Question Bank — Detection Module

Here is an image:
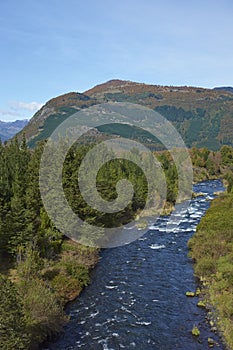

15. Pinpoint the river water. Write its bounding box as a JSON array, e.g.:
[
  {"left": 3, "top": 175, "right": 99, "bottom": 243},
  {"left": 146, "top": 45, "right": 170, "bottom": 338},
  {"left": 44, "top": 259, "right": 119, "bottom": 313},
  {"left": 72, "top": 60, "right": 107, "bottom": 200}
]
[{"left": 44, "top": 180, "right": 226, "bottom": 350}]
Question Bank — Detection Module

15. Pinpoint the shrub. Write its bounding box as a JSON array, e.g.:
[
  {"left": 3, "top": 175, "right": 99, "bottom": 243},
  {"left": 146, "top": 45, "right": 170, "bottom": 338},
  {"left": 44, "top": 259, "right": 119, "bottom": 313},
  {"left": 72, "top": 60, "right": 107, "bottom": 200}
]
[{"left": 20, "top": 278, "right": 67, "bottom": 348}]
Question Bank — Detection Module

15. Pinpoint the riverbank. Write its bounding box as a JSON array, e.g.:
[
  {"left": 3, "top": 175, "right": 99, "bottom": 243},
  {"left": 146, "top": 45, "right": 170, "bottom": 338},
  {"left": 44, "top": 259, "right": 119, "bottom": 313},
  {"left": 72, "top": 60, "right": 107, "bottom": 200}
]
[
  {"left": 188, "top": 191, "right": 233, "bottom": 349},
  {"left": 1, "top": 239, "right": 99, "bottom": 349},
  {"left": 42, "top": 239, "right": 99, "bottom": 305}
]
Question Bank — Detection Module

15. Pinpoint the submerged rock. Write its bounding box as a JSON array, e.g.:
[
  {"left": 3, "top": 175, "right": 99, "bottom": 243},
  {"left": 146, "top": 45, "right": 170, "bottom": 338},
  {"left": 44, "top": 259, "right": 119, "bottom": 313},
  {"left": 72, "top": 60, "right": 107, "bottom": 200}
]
[
  {"left": 192, "top": 326, "right": 200, "bottom": 337},
  {"left": 208, "top": 337, "right": 215, "bottom": 347},
  {"left": 197, "top": 300, "right": 206, "bottom": 308}
]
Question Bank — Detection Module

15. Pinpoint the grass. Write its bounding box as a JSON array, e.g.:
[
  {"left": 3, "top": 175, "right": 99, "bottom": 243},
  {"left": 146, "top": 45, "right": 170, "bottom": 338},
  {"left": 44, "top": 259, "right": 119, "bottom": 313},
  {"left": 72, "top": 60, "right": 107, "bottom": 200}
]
[{"left": 188, "top": 192, "right": 233, "bottom": 349}]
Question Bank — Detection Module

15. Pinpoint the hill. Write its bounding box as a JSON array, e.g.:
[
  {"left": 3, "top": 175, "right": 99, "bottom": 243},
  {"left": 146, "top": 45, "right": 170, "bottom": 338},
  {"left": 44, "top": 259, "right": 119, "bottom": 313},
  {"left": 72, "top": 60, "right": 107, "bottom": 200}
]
[
  {"left": 213, "top": 86, "right": 233, "bottom": 94},
  {"left": 17, "top": 92, "right": 97, "bottom": 148},
  {"left": 16, "top": 80, "right": 233, "bottom": 150},
  {"left": 0, "top": 119, "right": 28, "bottom": 142}
]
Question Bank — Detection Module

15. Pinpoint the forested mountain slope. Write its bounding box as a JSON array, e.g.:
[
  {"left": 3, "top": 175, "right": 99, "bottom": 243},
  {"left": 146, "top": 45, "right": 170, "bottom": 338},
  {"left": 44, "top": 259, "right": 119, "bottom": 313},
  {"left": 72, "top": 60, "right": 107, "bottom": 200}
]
[{"left": 16, "top": 80, "right": 233, "bottom": 150}]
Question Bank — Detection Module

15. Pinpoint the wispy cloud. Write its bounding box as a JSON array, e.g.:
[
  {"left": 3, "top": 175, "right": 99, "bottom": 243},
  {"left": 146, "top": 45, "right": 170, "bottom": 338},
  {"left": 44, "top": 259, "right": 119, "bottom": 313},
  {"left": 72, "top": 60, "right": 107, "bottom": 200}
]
[
  {"left": 10, "top": 101, "right": 44, "bottom": 112},
  {"left": 0, "top": 101, "right": 44, "bottom": 121},
  {"left": 0, "top": 109, "right": 19, "bottom": 117}
]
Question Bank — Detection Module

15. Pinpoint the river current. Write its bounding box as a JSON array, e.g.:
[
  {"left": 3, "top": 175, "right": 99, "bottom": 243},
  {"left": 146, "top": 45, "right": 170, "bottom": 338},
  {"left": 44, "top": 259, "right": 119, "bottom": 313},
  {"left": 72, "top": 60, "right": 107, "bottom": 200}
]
[{"left": 44, "top": 180, "right": 226, "bottom": 350}]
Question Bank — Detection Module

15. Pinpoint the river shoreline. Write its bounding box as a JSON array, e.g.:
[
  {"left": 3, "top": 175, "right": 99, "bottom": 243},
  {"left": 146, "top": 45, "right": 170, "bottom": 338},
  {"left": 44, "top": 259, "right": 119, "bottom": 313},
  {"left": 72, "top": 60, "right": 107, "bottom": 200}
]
[{"left": 188, "top": 188, "right": 233, "bottom": 350}]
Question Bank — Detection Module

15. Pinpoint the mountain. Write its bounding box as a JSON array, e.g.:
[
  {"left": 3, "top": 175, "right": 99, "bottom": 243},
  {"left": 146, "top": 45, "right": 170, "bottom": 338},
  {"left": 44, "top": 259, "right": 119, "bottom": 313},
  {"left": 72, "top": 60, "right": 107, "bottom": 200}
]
[
  {"left": 0, "top": 119, "right": 28, "bottom": 142},
  {"left": 16, "top": 80, "right": 233, "bottom": 150},
  {"left": 16, "top": 92, "right": 98, "bottom": 148},
  {"left": 213, "top": 86, "right": 233, "bottom": 94}
]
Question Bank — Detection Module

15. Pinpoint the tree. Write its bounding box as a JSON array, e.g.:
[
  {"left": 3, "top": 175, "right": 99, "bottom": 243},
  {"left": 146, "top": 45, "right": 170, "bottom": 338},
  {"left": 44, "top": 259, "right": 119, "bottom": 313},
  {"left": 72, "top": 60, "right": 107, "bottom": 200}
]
[
  {"left": 225, "top": 172, "right": 233, "bottom": 193},
  {"left": 220, "top": 145, "right": 233, "bottom": 166},
  {"left": 0, "top": 274, "right": 29, "bottom": 350},
  {"left": 7, "top": 163, "right": 30, "bottom": 255}
]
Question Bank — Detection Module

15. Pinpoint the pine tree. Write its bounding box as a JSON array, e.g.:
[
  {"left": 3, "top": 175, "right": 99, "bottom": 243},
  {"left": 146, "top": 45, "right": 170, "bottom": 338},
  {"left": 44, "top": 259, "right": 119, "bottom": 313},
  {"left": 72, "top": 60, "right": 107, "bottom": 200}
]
[
  {"left": 0, "top": 274, "right": 29, "bottom": 350},
  {"left": 7, "top": 163, "right": 30, "bottom": 255}
]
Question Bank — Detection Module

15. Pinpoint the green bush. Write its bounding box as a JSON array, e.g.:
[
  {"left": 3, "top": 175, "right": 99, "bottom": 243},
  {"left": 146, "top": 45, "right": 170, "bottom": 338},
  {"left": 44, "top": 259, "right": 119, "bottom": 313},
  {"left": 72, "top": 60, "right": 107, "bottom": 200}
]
[
  {"left": 63, "top": 260, "right": 90, "bottom": 286},
  {"left": 20, "top": 278, "right": 67, "bottom": 348}
]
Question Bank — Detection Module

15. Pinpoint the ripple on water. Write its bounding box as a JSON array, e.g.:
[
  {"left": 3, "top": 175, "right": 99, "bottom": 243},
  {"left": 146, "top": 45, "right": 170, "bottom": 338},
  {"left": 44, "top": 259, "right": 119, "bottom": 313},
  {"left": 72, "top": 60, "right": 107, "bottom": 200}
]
[{"left": 149, "top": 244, "right": 166, "bottom": 250}]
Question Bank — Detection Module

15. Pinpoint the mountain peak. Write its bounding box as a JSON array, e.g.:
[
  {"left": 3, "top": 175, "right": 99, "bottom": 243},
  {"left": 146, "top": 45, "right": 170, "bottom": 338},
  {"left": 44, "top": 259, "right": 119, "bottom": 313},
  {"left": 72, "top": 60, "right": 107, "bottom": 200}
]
[{"left": 84, "top": 79, "right": 146, "bottom": 96}]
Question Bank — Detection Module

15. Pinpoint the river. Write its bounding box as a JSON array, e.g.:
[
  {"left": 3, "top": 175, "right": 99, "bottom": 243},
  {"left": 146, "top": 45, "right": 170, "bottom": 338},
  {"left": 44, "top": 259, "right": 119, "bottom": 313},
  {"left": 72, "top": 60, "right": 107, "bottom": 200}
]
[{"left": 43, "top": 179, "right": 226, "bottom": 350}]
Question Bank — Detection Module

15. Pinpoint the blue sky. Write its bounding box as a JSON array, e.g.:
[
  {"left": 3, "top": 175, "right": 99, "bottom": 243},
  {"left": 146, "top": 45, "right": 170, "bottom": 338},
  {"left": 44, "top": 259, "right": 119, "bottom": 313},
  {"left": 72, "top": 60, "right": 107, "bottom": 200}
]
[{"left": 0, "top": 0, "right": 233, "bottom": 121}]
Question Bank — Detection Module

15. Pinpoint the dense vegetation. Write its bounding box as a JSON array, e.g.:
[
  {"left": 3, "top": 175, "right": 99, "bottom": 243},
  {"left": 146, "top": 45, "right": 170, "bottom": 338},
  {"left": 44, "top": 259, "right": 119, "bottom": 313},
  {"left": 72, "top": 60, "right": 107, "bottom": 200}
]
[
  {"left": 188, "top": 146, "right": 233, "bottom": 349},
  {"left": 0, "top": 138, "right": 99, "bottom": 349},
  {"left": 0, "top": 135, "right": 232, "bottom": 349}
]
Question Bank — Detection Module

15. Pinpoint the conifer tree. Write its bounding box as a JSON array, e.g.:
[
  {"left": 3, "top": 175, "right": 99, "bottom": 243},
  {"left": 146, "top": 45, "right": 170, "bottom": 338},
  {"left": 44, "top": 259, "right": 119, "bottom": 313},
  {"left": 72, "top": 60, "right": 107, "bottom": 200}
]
[{"left": 0, "top": 274, "right": 29, "bottom": 350}]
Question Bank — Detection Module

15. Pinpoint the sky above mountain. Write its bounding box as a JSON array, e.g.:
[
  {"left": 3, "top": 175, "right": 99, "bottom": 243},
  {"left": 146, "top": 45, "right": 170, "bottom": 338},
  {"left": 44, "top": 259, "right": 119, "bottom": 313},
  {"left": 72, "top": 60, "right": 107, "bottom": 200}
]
[{"left": 0, "top": 0, "right": 233, "bottom": 121}]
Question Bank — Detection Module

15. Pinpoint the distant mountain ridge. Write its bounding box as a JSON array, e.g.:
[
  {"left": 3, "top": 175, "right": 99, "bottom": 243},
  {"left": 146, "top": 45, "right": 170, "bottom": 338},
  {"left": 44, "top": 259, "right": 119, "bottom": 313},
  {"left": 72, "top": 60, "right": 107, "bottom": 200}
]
[
  {"left": 15, "top": 79, "right": 233, "bottom": 150},
  {"left": 0, "top": 119, "right": 28, "bottom": 142},
  {"left": 213, "top": 86, "right": 233, "bottom": 94}
]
